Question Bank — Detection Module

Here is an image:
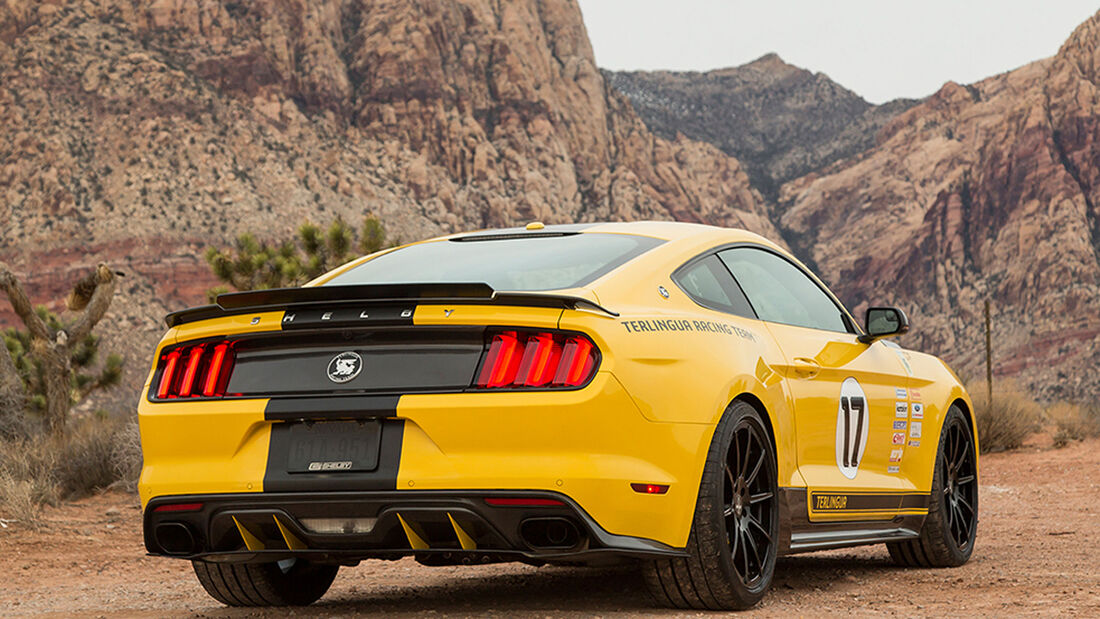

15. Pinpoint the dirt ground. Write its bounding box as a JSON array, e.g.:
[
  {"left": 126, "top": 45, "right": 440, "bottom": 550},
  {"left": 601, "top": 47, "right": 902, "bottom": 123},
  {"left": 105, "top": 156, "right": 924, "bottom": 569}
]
[{"left": 1, "top": 438, "right": 1097, "bottom": 618}]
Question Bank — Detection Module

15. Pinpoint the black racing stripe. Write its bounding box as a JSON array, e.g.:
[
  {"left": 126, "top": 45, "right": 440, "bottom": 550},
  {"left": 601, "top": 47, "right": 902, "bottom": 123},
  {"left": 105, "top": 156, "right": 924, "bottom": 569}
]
[
  {"left": 264, "top": 395, "right": 400, "bottom": 421},
  {"left": 810, "top": 492, "right": 930, "bottom": 512},
  {"left": 263, "top": 418, "right": 405, "bottom": 492},
  {"left": 899, "top": 493, "right": 930, "bottom": 510}
]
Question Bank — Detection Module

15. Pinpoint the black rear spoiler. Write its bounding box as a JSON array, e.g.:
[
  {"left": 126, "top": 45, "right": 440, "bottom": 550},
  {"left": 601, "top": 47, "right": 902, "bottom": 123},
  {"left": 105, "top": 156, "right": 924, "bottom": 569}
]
[{"left": 164, "top": 282, "right": 618, "bottom": 327}]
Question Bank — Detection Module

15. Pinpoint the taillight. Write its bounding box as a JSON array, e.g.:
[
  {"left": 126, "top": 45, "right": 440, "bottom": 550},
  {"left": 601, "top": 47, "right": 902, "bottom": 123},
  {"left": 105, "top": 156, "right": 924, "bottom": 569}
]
[
  {"left": 152, "top": 340, "right": 235, "bottom": 400},
  {"left": 475, "top": 330, "right": 599, "bottom": 390}
]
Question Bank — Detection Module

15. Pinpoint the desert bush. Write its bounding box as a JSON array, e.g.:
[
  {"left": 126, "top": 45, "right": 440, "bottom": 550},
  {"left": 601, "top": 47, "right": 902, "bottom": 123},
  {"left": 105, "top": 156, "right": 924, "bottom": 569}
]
[
  {"left": 0, "top": 474, "right": 53, "bottom": 529},
  {"left": 1047, "top": 402, "right": 1100, "bottom": 447},
  {"left": 0, "top": 414, "right": 142, "bottom": 526},
  {"left": 969, "top": 381, "right": 1042, "bottom": 453}
]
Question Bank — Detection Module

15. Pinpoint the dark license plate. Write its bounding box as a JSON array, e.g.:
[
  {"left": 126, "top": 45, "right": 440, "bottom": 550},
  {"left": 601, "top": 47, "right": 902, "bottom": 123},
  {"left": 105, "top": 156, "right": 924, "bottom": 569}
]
[{"left": 286, "top": 421, "right": 381, "bottom": 473}]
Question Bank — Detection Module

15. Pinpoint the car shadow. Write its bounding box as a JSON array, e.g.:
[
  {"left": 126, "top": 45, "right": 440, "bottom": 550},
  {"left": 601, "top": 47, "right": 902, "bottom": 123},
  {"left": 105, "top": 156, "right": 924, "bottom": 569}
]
[{"left": 197, "top": 550, "right": 903, "bottom": 616}]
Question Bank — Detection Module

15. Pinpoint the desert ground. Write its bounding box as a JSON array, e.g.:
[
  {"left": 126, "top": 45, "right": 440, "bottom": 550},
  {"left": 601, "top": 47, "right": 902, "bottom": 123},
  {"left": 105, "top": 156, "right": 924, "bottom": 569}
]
[{"left": 1, "top": 437, "right": 1097, "bottom": 618}]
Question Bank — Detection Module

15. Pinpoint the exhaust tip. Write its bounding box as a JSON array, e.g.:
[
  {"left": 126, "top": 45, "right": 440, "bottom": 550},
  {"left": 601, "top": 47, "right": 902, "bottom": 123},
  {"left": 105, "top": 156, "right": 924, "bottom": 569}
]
[
  {"left": 155, "top": 522, "right": 196, "bottom": 555},
  {"left": 519, "top": 517, "right": 582, "bottom": 550}
]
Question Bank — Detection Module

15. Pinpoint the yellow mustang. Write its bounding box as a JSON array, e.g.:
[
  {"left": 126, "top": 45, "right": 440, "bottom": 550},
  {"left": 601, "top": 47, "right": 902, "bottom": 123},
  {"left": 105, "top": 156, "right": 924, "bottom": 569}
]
[{"left": 138, "top": 222, "right": 978, "bottom": 609}]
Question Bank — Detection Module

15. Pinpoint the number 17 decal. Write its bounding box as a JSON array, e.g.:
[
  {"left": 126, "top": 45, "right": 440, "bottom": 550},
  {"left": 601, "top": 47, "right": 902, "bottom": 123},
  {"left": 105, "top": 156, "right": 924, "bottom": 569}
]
[{"left": 835, "top": 377, "right": 869, "bottom": 479}]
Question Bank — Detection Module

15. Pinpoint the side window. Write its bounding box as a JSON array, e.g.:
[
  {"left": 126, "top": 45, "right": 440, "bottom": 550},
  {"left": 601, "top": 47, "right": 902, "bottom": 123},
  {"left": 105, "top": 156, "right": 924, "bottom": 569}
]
[
  {"left": 672, "top": 254, "right": 755, "bottom": 318},
  {"left": 718, "top": 247, "right": 851, "bottom": 333}
]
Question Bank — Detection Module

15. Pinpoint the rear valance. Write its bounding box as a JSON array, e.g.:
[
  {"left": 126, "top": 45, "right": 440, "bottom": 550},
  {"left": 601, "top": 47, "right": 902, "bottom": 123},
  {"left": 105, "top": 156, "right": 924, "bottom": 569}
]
[{"left": 164, "top": 282, "right": 617, "bottom": 327}]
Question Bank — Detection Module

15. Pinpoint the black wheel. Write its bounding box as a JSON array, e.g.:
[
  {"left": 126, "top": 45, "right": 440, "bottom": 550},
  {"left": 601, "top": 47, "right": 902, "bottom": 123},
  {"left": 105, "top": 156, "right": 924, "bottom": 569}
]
[
  {"left": 643, "top": 400, "right": 778, "bottom": 610},
  {"left": 192, "top": 558, "right": 338, "bottom": 606},
  {"left": 888, "top": 405, "right": 977, "bottom": 567}
]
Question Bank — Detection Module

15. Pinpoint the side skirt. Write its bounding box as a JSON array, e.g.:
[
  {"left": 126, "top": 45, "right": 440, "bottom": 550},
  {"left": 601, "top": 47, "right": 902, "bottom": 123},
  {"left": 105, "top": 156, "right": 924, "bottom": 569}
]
[{"left": 777, "top": 488, "right": 927, "bottom": 555}]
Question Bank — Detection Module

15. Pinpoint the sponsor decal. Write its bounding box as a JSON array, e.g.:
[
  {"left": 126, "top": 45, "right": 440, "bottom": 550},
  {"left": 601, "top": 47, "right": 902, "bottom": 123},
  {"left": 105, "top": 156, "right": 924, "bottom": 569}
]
[
  {"left": 896, "top": 401, "right": 909, "bottom": 418},
  {"left": 911, "top": 402, "right": 924, "bottom": 419},
  {"left": 909, "top": 421, "right": 923, "bottom": 439},
  {"left": 443, "top": 309, "right": 455, "bottom": 317},
  {"left": 893, "top": 420, "right": 907, "bottom": 430},
  {"left": 887, "top": 465, "right": 901, "bottom": 474},
  {"left": 895, "top": 387, "right": 908, "bottom": 399},
  {"left": 810, "top": 492, "right": 920, "bottom": 512},
  {"left": 835, "top": 377, "right": 870, "bottom": 480},
  {"left": 326, "top": 351, "right": 363, "bottom": 384},
  {"left": 908, "top": 440, "right": 921, "bottom": 447},
  {"left": 307, "top": 461, "right": 353, "bottom": 472},
  {"left": 892, "top": 432, "right": 906, "bottom": 445},
  {"left": 621, "top": 318, "right": 756, "bottom": 341},
  {"left": 890, "top": 448, "right": 903, "bottom": 462},
  {"left": 910, "top": 389, "right": 922, "bottom": 400},
  {"left": 814, "top": 494, "right": 848, "bottom": 510}
]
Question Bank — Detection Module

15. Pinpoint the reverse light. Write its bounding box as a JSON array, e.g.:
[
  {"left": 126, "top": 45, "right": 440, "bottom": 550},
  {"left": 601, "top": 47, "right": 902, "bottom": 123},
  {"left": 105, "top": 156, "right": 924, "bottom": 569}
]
[
  {"left": 151, "top": 340, "right": 236, "bottom": 401},
  {"left": 475, "top": 330, "right": 598, "bottom": 390},
  {"left": 630, "top": 483, "right": 670, "bottom": 495}
]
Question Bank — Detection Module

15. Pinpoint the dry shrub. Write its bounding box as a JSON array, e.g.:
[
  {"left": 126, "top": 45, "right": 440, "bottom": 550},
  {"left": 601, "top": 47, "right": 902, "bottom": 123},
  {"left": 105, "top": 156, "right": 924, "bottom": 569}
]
[
  {"left": 969, "top": 381, "right": 1042, "bottom": 453},
  {"left": 0, "top": 474, "right": 55, "bottom": 529},
  {"left": 1048, "top": 402, "right": 1100, "bottom": 447},
  {"left": 0, "top": 414, "right": 142, "bottom": 527}
]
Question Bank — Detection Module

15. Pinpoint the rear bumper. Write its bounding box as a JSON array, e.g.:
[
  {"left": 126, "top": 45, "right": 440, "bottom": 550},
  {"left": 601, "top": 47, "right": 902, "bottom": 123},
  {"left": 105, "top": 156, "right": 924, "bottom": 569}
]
[
  {"left": 144, "top": 490, "right": 687, "bottom": 565},
  {"left": 139, "top": 373, "right": 715, "bottom": 548}
]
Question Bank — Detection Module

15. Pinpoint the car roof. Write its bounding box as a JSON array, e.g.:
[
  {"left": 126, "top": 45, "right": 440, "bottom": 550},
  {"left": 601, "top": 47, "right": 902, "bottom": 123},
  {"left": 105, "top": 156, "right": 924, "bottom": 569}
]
[{"left": 451, "top": 221, "right": 775, "bottom": 244}]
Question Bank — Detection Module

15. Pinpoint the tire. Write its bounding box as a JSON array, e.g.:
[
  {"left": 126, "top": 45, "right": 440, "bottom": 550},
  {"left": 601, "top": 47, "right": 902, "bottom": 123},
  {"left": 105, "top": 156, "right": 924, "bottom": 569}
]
[
  {"left": 643, "top": 400, "right": 779, "bottom": 610},
  {"left": 887, "top": 405, "right": 977, "bottom": 567},
  {"left": 192, "top": 558, "right": 338, "bottom": 606}
]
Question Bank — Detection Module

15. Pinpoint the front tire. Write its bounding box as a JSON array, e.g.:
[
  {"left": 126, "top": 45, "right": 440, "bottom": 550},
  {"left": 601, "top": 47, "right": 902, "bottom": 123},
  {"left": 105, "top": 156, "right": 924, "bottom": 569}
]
[
  {"left": 888, "top": 405, "right": 977, "bottom": 567},
  {"left": 643, "top": 400, "right": 779, "bottom": 610},
  {"left": 192, "top": 558, "right": 338, "bottom": 606}
]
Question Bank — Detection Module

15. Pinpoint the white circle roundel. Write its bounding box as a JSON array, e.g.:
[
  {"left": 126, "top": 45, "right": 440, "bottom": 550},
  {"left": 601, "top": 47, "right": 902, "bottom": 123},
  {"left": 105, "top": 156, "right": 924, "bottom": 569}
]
[
  {"left": 835, "top": 377, "right": 869, "bottom": 479},
  {"left": 327, "top": 351, "right": 363, "bottom": 383}
]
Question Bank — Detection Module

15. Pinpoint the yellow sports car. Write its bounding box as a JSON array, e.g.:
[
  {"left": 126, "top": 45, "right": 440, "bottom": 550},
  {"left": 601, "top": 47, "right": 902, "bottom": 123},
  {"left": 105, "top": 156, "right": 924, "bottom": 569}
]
[{"left": 138, "top": 222, "right": 978, "bottom": 609}]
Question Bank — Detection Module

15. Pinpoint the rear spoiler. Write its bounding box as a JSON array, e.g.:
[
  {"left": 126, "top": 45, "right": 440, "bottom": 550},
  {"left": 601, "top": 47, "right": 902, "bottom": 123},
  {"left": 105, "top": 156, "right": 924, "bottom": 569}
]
[{"left": 164, "top": 282, "right": 618, "bottom": 327}]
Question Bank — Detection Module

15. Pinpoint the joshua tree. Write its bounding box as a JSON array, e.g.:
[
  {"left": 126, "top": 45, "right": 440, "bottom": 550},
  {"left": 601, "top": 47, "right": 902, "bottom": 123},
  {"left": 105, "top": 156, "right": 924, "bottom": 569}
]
[
  {"left": 205, "top": 215, "right": 388, "bottom": 296},
  {"left": 0, "top": 264, "right": 120, "bottom": 434}
]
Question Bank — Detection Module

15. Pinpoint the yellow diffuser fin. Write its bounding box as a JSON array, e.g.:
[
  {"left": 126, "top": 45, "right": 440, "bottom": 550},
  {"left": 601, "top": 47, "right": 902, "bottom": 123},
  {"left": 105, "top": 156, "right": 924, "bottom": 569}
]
[
  {"left": 397, "top": 513, "right": 430, "bottom": 550},
  {"left": 232, "top": 516, "right": 265, "bottom": 551},
  {"left": 447, "top": 513, "right": 477, "bottom": 550},
  {"left": 273, "top": 515, "right": 307, "bottom": 550}
]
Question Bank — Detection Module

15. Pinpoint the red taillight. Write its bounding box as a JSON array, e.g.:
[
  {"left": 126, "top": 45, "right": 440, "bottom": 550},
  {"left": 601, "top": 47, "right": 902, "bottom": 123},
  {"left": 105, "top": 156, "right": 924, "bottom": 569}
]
[
  {"left": 153, "top": 502, "right": 204, "bottom": 513},
  {"left": 484, "top": 497, "right": 565, "bottom": 507},
  {"left": 202, "top": 343, "right": 231, "bottom": 397},
  {"left": 177, "top": 345, "right": 205, "bottom": 397},
  {"left": 156, "top": 350, "right": 181, "bottom": 399},
  {"left": 475, "top": 330, "right": 598, "bottom": 390},
  {"left": 153, "top": 340, "right": 234, "bottom": 400}
]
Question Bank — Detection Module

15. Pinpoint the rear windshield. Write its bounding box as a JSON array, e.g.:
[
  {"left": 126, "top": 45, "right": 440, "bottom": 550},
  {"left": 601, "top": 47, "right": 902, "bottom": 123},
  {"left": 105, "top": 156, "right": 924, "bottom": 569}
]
[{"left": 323, "top": 233, "right": 663, "bottom": 291}]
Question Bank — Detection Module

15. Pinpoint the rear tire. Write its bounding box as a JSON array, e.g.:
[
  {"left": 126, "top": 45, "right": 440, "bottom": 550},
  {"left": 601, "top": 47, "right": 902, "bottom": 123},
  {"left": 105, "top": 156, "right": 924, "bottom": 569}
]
[
  {"left": 642, "top": 400, "right": 779, "bottom": 610},
  {"left": 192, "top": 559, "right": 338, "bottom": 606},
  {"left": 888, "top": 405, "right": 977, "bottom": 567}
]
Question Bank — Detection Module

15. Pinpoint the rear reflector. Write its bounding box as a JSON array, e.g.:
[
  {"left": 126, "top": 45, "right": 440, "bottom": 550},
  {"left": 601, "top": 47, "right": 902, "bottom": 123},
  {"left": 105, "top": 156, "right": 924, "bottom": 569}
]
[
  {"left": 484, "top": 497, "right": 566, "bottom": 507},
  {"left": 476, "top": 330, "right": 598, "bottom": 390},
  {"left": 631, "top": 483, "right": 670, "bottom": 495},
  {"left": 153, "top": 502, "right": 204, "bottom": 513},
  {"left": 152, "top": 340, "right": 235, "bottom": 401}
]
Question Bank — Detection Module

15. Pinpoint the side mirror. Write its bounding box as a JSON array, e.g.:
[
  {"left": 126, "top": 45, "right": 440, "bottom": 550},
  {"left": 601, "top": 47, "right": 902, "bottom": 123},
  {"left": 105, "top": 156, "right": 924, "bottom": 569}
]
[{"left": 858, "top": 306, "right": 910, "bottom": 343}]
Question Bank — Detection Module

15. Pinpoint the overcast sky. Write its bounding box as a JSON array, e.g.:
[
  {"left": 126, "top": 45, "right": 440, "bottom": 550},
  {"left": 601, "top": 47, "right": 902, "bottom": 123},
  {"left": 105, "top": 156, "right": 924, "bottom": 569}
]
[{"left": 577, "top": 1, "right": 1100, "bottom": 104}]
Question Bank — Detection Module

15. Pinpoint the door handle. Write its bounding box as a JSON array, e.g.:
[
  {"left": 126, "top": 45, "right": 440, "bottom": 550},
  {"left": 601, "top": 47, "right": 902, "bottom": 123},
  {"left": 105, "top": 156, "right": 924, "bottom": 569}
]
[{"left": 792, "top": 357, "right": 822, "bottom": 378}]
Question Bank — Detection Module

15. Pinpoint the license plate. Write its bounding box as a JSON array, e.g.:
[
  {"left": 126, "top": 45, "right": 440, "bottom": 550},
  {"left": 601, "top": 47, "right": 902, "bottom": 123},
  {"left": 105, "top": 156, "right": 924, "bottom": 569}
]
[{"left": 286, "top": 421, "right": 381, "bottom": 473}]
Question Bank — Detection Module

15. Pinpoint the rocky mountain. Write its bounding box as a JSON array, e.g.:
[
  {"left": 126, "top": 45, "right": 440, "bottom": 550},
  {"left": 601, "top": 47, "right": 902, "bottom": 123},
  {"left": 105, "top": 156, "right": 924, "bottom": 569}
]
[
  {"left": 2, "top": 0, "right": 1100, "bottom": 406},
  {"left": 779, "top": 10, "right": 1100, "bottom": 400},
  {"left": 606, "top": 55, "right": 917, "bottom": 201},
  {"left": 0, "top": 0, "right": 776, "bottom": 405}
]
